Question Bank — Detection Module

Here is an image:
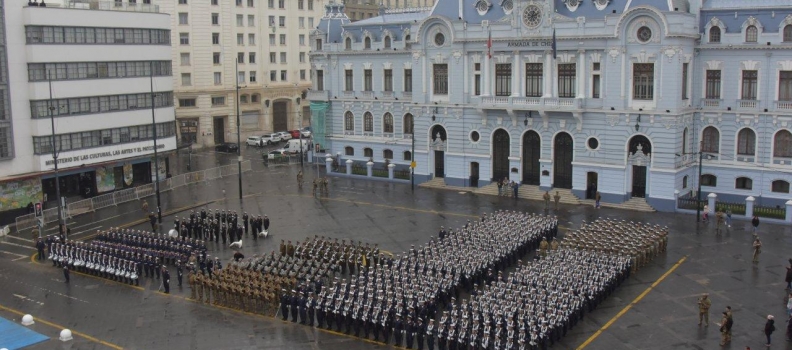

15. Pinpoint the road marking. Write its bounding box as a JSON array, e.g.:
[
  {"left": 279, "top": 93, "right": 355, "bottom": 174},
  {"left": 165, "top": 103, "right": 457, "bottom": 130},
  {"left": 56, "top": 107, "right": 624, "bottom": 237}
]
[
  {"left": 0, "top": 250, "right": 29, "bottom": 260},
  {"left": 71, "top": 226, "right": 102, "bottom": 237},
  {"left": 13, "top": 293, "right": 44, "bottom": 306},
  {"left": 1, "top": 241, "right": 35, "bottom": 250},
  {"left": 575, "top": 256, "right": 688, "bottom": 350},
  {"left": 5, "top": 235, "right": 34, "bottom": 243},
  {"left": 0, "top": 303, "right": 123, "bottom": 349},
  {"left": 283, "top": 194, "right": 481, "bottom": 219}
]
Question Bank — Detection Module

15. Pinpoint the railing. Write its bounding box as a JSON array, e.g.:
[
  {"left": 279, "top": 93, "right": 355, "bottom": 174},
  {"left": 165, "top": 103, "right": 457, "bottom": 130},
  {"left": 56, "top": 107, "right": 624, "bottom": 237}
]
[
  {"left": 715, "top": 201, "right": 746, "bottom": 216},
  {"left": 737, "top": 99, "right": 759, "bottom": 109},
  {"left": 372, "top": 168, "right": 389, "bottom": 178},
  {"left": 14, "top": 160, "right": 252, "bottom": 232},
  {"left": 512, "top": 97, "right": 541, "bottom": 106},
  {"left": 677, "top": 195, "right": 705, "bottom": 210},
  {"left": 360, "top": 91, "right": 373, "bottom": 99},
  {"left": 402, "top": 92, "right": 412, "bottom": 100},
  {"left": 394, "top": 169, "right": 411, "bottom": 180},
  {"left": 480, "top": 96, "right": 580, "bottom": 109},
  {"left": 342, "top": 91, "right": 355, "bottom": 98},
  {"left": 775, "top": 100, "right": 792, "bottom": 110},
  {"left": 754, "top": 204, "right": 786, "bottom": 219},
  {"left": 66, "top": 0, "right": 160, "bottom": 13},
  {"left": 351, "top": 164, "right": 367, "bottom": 176},
  {"left": 382, "top": 91, "right": 394, "bottom": 99},
  {"left": 481, "top": 96, "right": 510, "bottom": 105},
  {"left": 701, "top": 99, "right": 722, "bottom": 108}
]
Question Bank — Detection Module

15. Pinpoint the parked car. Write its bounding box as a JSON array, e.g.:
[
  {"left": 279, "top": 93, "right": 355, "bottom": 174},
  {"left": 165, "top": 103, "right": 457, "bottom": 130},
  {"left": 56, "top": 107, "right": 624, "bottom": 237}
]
[
  {"left": 260, "top": 133, "right": 282, "bottom": 145},
  {"left": 288, "top": 130, "right": 302, "bottom": 139},
  {"left": 277, "top": 131, "right": 293, "bottom": 141},
  {"left": 282, "top": 139, "right": 309, "bottom": 154},
  {"left": 215, "top": 143, "right": 239, "bottom": 153},
  {"left": 300, "top": 127, "right": 312, "bottom": 138},
  {"left": 246, "top": 136, "right": 263, "bottom": 147},
  {"left": 267, "top": 149, "right": 288, "bottom": 159}
]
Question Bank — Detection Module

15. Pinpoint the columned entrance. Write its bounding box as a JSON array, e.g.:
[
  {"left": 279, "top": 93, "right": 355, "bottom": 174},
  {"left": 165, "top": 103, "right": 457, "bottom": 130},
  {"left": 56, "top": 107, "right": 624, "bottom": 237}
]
[
  {"left": 492, "top": 129, "right": 510, "bottom": 181},
  {"left": 522, "top": 130, "right": 541, "bottom": 185},
  {"left": 627, "top": 135, "right": 652, "bottom": 198},
  {"left": 430, "top": 125, "right": 447, "bottom": 178},
  {"left": 273, "top": 101, "right": 288, "bottom": 132},
  {"left": 553, "top": 132, "right": 573, "bottom": 189}
]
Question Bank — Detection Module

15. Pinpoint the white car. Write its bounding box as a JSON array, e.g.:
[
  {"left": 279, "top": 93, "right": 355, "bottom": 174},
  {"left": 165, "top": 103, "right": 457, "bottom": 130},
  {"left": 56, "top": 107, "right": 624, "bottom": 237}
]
[
  {"left": 277, "top": 131, "right": 293, "bottom": 141},
  {"left": 267, "top": 149, "right": 288, "bottom": 159},
  {"left": 246, "top": 136, "right": 263, "bottom": 147},
  {"left": 300, "top": 127, "right": 312, "bottom": 138},
  {"left": 260, "top": 133, "right": 283, "bottom": 145}
]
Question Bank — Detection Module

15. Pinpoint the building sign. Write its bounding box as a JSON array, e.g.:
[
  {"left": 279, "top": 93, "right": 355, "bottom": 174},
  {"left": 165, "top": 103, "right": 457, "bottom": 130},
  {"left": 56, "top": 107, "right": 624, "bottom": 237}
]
[
  {"left": 505, "top": 40, "right": 553, "bottom": 48},
  {"left": 38, "top": 137, "right": 176, "bottom": 170}
]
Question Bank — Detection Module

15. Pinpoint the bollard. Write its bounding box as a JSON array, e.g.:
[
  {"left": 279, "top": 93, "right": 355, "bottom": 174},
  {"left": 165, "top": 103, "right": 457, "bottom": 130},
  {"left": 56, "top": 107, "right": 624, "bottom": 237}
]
[
  {"left": 707, "top": 193, "right": 716, "bottom": 213},
  {"left": 366, "top": 161, "right": 374, "bottom": 177},
  {"left": 21, "top": 314, "right": 34, "bottom": 326},
  {"left": 673, "top": 190, "right": 679, "bottom": 212},
  {"left": 325, "top": 156, "right": 333, "bottom": 173},
  {"left": 746, "top": 196, "right": 755, "bottom": 218},
  {"left": 388, "top": 163, "right": 395, "bottom": 180},
  {"left": 59, "top": 329, "right": 73, "bottom": 341}
]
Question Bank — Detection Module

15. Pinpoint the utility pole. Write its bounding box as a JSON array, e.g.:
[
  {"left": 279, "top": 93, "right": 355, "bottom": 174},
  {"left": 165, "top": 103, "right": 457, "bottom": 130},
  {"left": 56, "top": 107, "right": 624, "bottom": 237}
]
[
  {"left": 411, "top": 127, "right": 415, "bottom": 192},
  {"left": 299, "top": 111, "right": 304, "bottom": 168},
  {"left": 46, "top": 70, "right": 64, "bottom": 237},
  {"left": 696, "top": 140, "right": 704, "bottom": 222},
  {"left": 235, "top": 61, "right": 243, "bottom": 202},
  {"left": 150, "top": 62, "right": 163, "bottom": 226}
]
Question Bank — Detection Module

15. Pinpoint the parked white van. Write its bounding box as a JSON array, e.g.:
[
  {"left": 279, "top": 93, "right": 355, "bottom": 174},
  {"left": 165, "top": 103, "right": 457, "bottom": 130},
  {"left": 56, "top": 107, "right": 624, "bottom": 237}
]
[{"left": 282, "top": 139, "right": 309, "bottom": 154}]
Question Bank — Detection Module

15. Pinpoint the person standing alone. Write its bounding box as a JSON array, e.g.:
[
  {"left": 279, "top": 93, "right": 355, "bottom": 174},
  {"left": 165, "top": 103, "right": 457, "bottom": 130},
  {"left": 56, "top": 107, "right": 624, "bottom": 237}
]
[
  {"left": 698, "top": 293, "right": 711, "bottom": 326},
  {"left": 765, "top": 315, "right": 775, "bottom": 347},
  {"left": 753, "top": 237, "right": 762, "bottom": 263}
]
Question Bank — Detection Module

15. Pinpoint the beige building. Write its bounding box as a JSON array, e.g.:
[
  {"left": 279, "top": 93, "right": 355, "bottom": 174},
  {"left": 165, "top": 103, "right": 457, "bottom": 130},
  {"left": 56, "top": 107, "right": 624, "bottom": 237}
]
[
  {"left": 155, "top": 0, "right": 323, "bottom": 147},
  {"left": 344, "top": 0, "right": 435, "bottom": 22}
]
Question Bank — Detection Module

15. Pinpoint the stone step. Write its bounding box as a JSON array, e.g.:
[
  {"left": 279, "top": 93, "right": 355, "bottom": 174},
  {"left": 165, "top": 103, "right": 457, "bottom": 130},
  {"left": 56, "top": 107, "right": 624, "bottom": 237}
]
[{"left": 579, "top": 198, "right": 656, "bottom": 212}]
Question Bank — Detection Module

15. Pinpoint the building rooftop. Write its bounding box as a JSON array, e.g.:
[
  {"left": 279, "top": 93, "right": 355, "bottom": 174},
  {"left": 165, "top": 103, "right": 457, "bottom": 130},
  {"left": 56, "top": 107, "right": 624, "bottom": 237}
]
[
  {"left": 25, "top": 0, "right": 160, "bottom": 14},
  {"left": 702, "top": 0, "right": 792, "bottom": 10}
]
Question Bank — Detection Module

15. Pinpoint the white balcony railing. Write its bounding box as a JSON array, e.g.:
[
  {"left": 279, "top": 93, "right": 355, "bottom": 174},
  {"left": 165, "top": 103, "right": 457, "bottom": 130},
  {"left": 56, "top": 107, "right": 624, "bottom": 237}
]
[
  {"left": 701, "top": 99, "right": 722, "bottom": 108},
  {"left": 737, "top": 99, "right": 759, "bottom": 109},
  {"left": 342, "top": 91, "right": 355, "bottom": 98},
  {"left": 382, "top": 91, "right": 394, "bottom": 99},
  {"left": 512, "top": 97, "right": 541, "bottom": 106},
  {"left": 402, "top": 92, "right": 412, "bottom": 100},
  {"left": 775, "top": 100, "right": 792, "bottom": 110},
  {"left": 480, "top": 96, "right": 581, "bottom": 109},
  {"left": 360, "top": 91, "right": 373, "bottom": 99}
]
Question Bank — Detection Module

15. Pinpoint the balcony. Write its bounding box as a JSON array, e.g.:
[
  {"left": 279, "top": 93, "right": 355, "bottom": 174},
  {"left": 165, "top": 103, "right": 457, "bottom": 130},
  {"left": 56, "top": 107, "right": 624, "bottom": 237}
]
[
  {"left": 775, "top": 100, "right": 792, "bottom": 110},
  {"left": 62, "top": 0, "right": 160, "bottom": 13},
  {"left": 402, "top": 92, "right": 412, "bottom": 100},
  {"left": 736, "top": 99, "right": 759, "bottom": 110},
  {"left": 360, "top": 91, "right": 373, "bottom": 99},
  {"left": 479, "top": 96, "right": 581, "bottom": 110},
  {"left": 700, "top": 99, "right": 722, "bottom": 109},
  {"left": 307, "top": 90, "right": 328, "bottom": 102},
  {"left": 381, "top": 91, "right": 394, "bottom": 100},
  {"left": 342, "top": 91, "right": 355, "bottom": 99}
]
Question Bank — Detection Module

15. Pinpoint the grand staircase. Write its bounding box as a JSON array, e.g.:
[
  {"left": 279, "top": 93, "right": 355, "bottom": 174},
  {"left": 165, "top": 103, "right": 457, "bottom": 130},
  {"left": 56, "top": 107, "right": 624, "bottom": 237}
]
[{"left": 473, "top": 184, "right": 581, "bottom": 205}]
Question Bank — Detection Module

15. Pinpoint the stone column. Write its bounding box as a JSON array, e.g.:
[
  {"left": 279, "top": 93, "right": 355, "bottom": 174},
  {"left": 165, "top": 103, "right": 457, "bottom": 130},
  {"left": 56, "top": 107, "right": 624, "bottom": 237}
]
[
  {"left": 746, "top": 196, "right": 755, "bottom": 218},
  {"left": 325, "top": 156, "right": 333, "bottom": 173},
  {"left": 707, "top": 193, "right": 716, "bottom": 213},
  {"left": 577, "top": 49, "right": 586, "bottom": 98},
  {"left": 786, "top": 200, "right": 792, "bottom": 223},
  {"left": 543, "top": 50, "right": 553, "bottom": 97},
  {"left": 483, "top": 53, "right": 491, "bottom": 96},
  {"left": 674, "top": 190, "right": 679, "bottom": 212},
  {"left": 346, "top": 159, "right": 353, "bottom": 174},
  {"left": 388, "top": 163, "right": 395, "bottom": 179},
  {"left": 512, "top": 51, "right": 520, "bottom": 97},
  {"left": 366, "top": 161, "right": 374, "bottom": 177}
]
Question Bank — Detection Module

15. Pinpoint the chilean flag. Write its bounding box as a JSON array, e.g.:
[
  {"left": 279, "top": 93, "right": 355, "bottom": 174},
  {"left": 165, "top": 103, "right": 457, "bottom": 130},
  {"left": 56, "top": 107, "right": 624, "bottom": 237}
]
[
  {"left": 487, "top": 30, "right": 492, "bottom": 58},
  {"left": 552, "top": 29, "right": 557, "bottom": 60}
]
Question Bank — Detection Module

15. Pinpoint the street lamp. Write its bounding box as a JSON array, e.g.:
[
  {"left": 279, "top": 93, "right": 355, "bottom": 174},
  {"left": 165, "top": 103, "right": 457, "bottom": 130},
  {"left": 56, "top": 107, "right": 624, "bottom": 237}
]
[
  {"left": 410, "top": 121, "right": 415, "bottom": 192},
  {"left": 235, "top": 61, "right": 244, "bottom": 203},
  {"left": 46, "top": 70, "right": 64, "bottom": 237},
  {"left": 149, "top": 62, "right": 163, "bottom": 227},
  {"left": 676, "top": 140, "right": 710, "bottom": 222}
]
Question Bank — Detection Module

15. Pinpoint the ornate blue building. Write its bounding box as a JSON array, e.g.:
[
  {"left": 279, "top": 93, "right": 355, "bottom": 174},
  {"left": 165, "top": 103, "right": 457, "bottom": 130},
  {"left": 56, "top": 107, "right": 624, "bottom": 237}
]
[{"left": 308, "top": 0, "right": 792, "bottom": 211}]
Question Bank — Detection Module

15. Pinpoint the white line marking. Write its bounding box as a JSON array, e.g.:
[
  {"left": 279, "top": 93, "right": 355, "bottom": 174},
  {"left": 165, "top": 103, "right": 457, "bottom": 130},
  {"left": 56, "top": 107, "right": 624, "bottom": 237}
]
[
  {"left": 1, "top": 241, "right": 35, "bottom": 250},
  {"left": 70, "top": 226, "right": 103, "bottom": 237},
  {"left": 0, "top": 250, "right": 29, "bottom": 259},
  {"left": 5, "top": 235, "right": 34, "bottom": 243}
]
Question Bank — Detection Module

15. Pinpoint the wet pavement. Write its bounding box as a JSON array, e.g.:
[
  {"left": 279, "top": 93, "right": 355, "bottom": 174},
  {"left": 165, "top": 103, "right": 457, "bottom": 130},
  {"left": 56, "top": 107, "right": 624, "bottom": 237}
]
[{"left": 1, "top": 146, "right": 792, "bottom": 350}]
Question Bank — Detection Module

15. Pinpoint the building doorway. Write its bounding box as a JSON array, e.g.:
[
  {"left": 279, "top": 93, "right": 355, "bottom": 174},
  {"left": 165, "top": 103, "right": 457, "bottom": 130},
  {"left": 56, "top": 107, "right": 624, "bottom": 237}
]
[
  {"left": 553, "top": 132, "right": 573, "bottom": 189},
  {"left": 430, "top": 125, "right": 447, "bottom": 178},
  {"left": 522, "top": 130, "right": 541, "bottom": 185},
  {"left": 213, "top": 117, "right": 225, "bottom": 145},
  {"left": 586, "top": 172, "right": 598, "bottom": 199},
  {"left": 492, "top": 129, "right": 510, "bottom": 181},
  {"left": 470, "top": 162, "right": 479, "bottom": 187},
  {"left": 628, "top": 135, "right": 652, "bottom": 198},
  {"left": 631, "top": 166, "right": 647, "bottom": 197},
  {"left": 273, "top": 101, "right": 288, "bottom": 132}
]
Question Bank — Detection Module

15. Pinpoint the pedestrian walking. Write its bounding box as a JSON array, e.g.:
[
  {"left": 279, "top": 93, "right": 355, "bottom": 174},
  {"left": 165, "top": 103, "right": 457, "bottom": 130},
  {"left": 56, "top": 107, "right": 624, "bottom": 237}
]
[
  {"left": 595, "top": 191, "right": 601, "bottom": 209},
  {"left": 149, "top": 212, "right": 157, "bottom": 232},
  {"left": 753, "top": 237, "right": 762, "bottom": 263},
  {"left": 162, "top": 266, "right": 170, "bottom": 294},
  {"left": 716, "top": 210, "right": 724, "bottom": 232},
  {"left": 703, "top": 205, "right": 710, "bottom": 223},
  {"left": 698, "top": 293, "right": 711, "bottom": 326},
  {"left": 297, "top": 170, "right": 304, "bottom": 189},
  {"left": 31, "top": 228, "right": 39, "bottom": 247},
  {"left": 63, "top": 265, "right": 70, "bottom": 283},
  {"left": 765, "top": 315, "right": 775, "bottom": 347},
  {"left": 36, "top": 238, "right": 46, "bottom": 261},
  {"left": 554, "top": 191, "right": 561, "bottom": 210},
  {"left": 786, "top": 294, "right": 792, "bottom": 318},
  {"left": 752, "top": 215, "right": 760, "bottom": 233},
  {"left": 726, "top": 209, "right": 732, "bottom": 227}
]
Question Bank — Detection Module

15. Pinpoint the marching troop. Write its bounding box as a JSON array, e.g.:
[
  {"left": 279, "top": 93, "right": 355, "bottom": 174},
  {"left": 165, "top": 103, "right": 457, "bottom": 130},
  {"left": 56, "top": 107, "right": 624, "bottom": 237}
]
[{"left": 174, "top": 208, "right": 270, "bottom": 243}]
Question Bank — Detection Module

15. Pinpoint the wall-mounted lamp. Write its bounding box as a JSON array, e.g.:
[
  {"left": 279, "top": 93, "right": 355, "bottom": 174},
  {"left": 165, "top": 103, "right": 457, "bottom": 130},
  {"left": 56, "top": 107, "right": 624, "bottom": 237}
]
[
  {"left": 635, "top": 114, "right": 641, "bottom": 132},
  {"left": 524, "top": 111, "right": 532, "bottom": 126}
]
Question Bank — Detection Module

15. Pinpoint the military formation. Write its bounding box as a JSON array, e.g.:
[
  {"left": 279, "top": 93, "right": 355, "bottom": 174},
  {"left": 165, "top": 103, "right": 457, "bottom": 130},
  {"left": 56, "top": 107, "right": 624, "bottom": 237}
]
[
  {"left": 94, "top": 227, "right": 206, "bottom": 266},
  {"left": 173, "top": 208, "right": 270, "bottom": 244},
  {"left": 188, "top": 263, "right": 286, "bottom": 314}
]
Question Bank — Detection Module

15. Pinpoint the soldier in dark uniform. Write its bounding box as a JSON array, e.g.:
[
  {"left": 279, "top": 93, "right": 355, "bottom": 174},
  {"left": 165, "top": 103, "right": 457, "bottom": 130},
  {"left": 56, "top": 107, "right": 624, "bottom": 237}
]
[
  {"left": 263, "top": 215, "right": 270, "bottom": 233},
  {"left": 394, "top": 315, "right": 405, "bottom": 347},
  {"left": 406, "top": 317, "right": 416, "bottom": 349},
  {"left": 307, "top": 293, "right": 316, "bottom": 326},
  {"left": 279, "top": 289, "right": 289, "bottom": 321},
  {"left": 417, "top": 318, "right": 427, "bottom": 350},
  {"left": 162, "top": 265, "right": 170, "bottom": 293},
  {"left": 243, "top": 212, "right": 249, "bottom": 236},
  {"left": 176, "top": 261, "right": 183, "bottom": 287},
  {"left": 290, "top": 290, "right": 300, "bottom": 322}
]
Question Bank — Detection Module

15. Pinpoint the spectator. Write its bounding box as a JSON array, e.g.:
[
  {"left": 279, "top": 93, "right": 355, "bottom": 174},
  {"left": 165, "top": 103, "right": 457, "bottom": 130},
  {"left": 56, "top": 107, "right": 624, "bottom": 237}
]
[
  {"left": 595, "top": 191, "right": 601, "bottom": 209},
  {"left": 703, "top": 205, "right": 710, "bottom": 223},
  {"left": 725, "top": 209, "right": 732, "bottom": 228},
  {"left": 752, "top": 215, "right": 760, "bottom": 233},
  {"left": 786, "top": 260, "right": 792, "bottom": 290},
  {"left": 765, "top": 315, "right": 775, "bottom": 347},
  {"left": 786, "top": 293, "right": 792, "bottom": 318}
]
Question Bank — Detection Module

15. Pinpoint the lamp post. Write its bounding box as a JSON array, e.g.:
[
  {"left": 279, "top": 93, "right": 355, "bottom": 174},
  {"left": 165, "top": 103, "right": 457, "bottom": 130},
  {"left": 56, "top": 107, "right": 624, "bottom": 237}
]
[
  {"left": 676, "top": 140, "right": 707, "bottom": 222},
  {"left": 299, "top": 111, "right": 304, "bottom": 168},
  {"left": 46, "top": 71, "right": 64, "bottom": 237},
  {"left": 149, "top": 62, "right": 163, "bottom": 226},
  {"left": 411, "top": 127, "right": 415, "bottom": 192},
  {"left": 235, "top": 61, "right": 243, "bottom": 203}
]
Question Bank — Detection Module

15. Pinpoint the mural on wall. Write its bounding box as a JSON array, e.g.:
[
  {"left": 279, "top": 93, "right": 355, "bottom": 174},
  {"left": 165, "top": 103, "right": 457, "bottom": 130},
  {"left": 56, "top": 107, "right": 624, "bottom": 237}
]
[
  {"left": 0, "top": 178, "right": 43, "bottom": 211},
  {"left": 151, "top": 158, "right": 166, "bottom": 182},
  {"left": 95, "top": 166, "right": 116, "bottom": 193},
  {"left": 123, "top": 162, "right": 133, "bottom": 186}
]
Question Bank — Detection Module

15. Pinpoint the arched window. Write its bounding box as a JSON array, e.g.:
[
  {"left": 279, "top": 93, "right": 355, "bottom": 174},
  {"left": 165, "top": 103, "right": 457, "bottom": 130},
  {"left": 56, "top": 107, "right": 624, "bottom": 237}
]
[
  {"left": 785, "top": 25, "right": 792, "bottom": 42},
  {"left": 403, "top": 113, "right": 414, "bottom": 135},
  {"left": 405, "top": 34, "right": 411, "bottom": 41},
  {"left": 383, "top": 149, "right": 393, "bottom": 159},
  {"left": 403, "top": 150, "right": 412, "bottom": 161},
  {"left": 364, "top": 147, "right": 373, "bottom": 158},
  {"left": 709, "top": 26, "right": 721, "bottom": 43},
  {"left": 737, "top": 128, "right": 756, "bottom": 156},
  {"left": 384, "top": 36, "right": 391, "bottom": 48},
  {"left": 364, "top": 36, "right": 371, "bottom": 49},
  {"left": 682, "top": 127, "right": 688, "bottom": 154},
  {"left": 682, "top": 175, "right": 688, "bottom": 189},
  {"left": 345, "top": 37, "right": 352, "bottom": 50},
  {"left": 702, "top": 126, "right": 720, "bottom": 153},
  {"left": 345, "top": 146, "right": 354, "bottom": 156},
  {"left": 701, "top": 174, "right": 717, "bottom": 187},
  {"left": 735, "top": 176, "right": 753, "bottom": 190},
  {"left": 774, "top": 129, "right": 792, "bottom": 157},
  {"left": 344, "top": 111, "right": 354, "bottom": 131},
  {"left": 383, "top": 113, "right": 394, "bottom": 133},
  {"left": 746, "top": 25, "right": 758, "bottom": 42},
  {"left": 240, "top": 94, "right": 249, "bottom": 103},
  {"left": 251, "top": 94, "right": 260, "bottom": 103},
  {"left": 772, "top": 180, "right": 790, "bottom": 193},
  {"left": 363, "top": 112, "right": 373, "bottom": 132}
]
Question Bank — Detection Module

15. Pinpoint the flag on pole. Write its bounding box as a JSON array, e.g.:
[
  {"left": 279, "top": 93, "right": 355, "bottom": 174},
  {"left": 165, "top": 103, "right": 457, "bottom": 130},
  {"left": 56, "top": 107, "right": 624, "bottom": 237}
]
[
  {"left": 487, "top": 29, "right": 492, "bottom": 58},
  {"left": 551, "top": 29, "right": 557, "bottom": 60}
]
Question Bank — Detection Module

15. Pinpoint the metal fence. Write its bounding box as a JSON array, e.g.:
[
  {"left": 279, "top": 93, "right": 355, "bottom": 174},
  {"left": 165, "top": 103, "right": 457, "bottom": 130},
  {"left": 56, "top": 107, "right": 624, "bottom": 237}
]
[
  {"left": 754, "top": 204, "right": 786, "bottom": 219},
  {"left": 394, "top": 170, "right": 411, "bottom": 180},
  {"left": 677, "top": 194, "right": 704, "bottom": 210},
  {"left": 716, "top": 201, "right": 746, "bottom": 216},
  {"left": 14, "top": 160, "right": 252, "bottom": 232}
]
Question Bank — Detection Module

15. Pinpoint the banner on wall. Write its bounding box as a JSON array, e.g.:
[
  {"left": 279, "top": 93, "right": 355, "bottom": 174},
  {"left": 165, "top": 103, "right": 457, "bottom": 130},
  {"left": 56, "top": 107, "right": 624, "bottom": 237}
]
[
  {"left": 150, "top": 157, "right": 167, "bottom": 182},
  {"left": 123, "top": 162, "right": 133, "bottom": 186},
  {"left": 95, "top": 166, "right": 116, "bottom": 193},
  {"left": 0, "top": 178, "right": 43, "bottom": 211}
]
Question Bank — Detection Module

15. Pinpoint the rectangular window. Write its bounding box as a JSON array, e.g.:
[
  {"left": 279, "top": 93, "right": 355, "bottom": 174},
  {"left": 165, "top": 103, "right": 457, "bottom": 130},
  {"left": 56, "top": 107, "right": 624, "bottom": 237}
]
[
  {"left": 270, "top": 52, "right": 277, "bottom": 63},
  {"left": 495, "top": 64, "right": 511, "bottom": 97},
  {"left": 250, "top": 71, "right": 257, "bottom": 82},
  {"left": 280, "top": 52, "right": 287, "bottom": 63},
  {"left": 315, "top": 38, "right": 322, "bottom": 51},
  {"left": 236, "top": 53, "right": 244, "bottom": 64},
  {"left": 364, "top": 69, "right": 373, "bottom": 91},
  {"left": 280, "top": 70, "right": 287, "bottom": 81},
  {"left": 299, "top": 34, "right": 305, "bottom": 46},
  {"left": 269, "top": 16, "right": 275, "bottom": 26},
  {"left": 592, "top": 74, "right": 601, "bottom": 99},
  {"left": 308, "top": 0, "right": 313, "bottom": 10},
  {"left": 706, "top": 70, "right": 721, "bottom": 99},
  {"left": 211, "top": 13, "right": 219, "bottom": 25},
  {"left": 309, "top": 18, "right": 314, "bottom": 28},
  {"left": 214, "top": 72, "right": 222, "bottom": 85},
  {"left": 345, "top": 69, "right": 353, "bottom": 91},
  {"left": 299, "top": 17, "right": 305, "bottom": 28},
  {"left": 780, "top": 71, "right": 792, "bottom": 101},
  {"left": 178, "top": 0, "right": 187, "bottom": 4},
  {"left": 248, "top": 15, "right": 255, "bottom": 27},
  {"left": 238, "top": 72, "right": 245, "bottom": 84},
  {"left": 249, "top": 53, "right": 256, "bottom": 63},
  {"left": 268, "top": 0, "right": 274, "bottom": 8},
  {"left": 237, "top": 34, "right": 244, "bottom": 45},
  {"left": 632, "top": 63, "right": 654, "bottom": 100},
  {"left": 211, "top": 96, "right": 225, "bottom": 106},
  {"left": 681, "top": 62, "right": 689, "bottom": 100},
  {"left": 212, "top": 0, "right": 217, "bottom": 4},
  {"left": 248, "top": 34, "right": 255, "bottom": 45},
  {"left": 181, "top": 73, "right": 191, "bottom": 86},
  {"left": 300, "top": 70, "right": 306, "bottom": 80},
  {"left": 278, "top": 0, "right": 284, "bottom": 8},
  {"left": 236, "top": 15, "right": 244, "bottom": 27},
  {"left": 179, "top": 98, "right": 196, "bottom": 107},
  {"left": 213, "top": 52, "right": 221, "bottom": 65},
  {"left": 270, "top": 34, "right": 276, "bottom": 45},
  {"left": 525, "top": 63, "right": 545, "bottom": 98},
  {"left": 298, "top": 0, "right": 304, "bottom": 9},
  {"left": 279, "top": 34, "right": 286, "bottom": 45},
  {"left": 384, "top": 69, "right": 393, "bottom": 92},
  {"left": 741, "top": 70, "right": 758, "bottom": 100},
  {"left": 179, "top": 33, "right": 189, "bottom": 45},
  {"left": 279, "top": 16, "right": 286, "bottom": 27},
  {"left": 317, "top": 70, "right": 324, "bottom": 90},
  {"left": 178, "top": 13, "right": 189, "bottom": 25},
  {"left": 180, "top": 53, "right": 190, "bottom": 66},
  {"left": 404, "top": 69, "right": 412, "bottom": 92},
  {"left": 473, "top": 63, "right": 481, "bottom": 96},
  {"left": 433, "top": 64, "right": 448, "bottom": 95},
  {"left": 212, "top": 33, "right": 220, "bottom": 45},
  {"left": 247, "top": 0, "right": 254, "bottom": 7},
  {"left": 299, "top": 52, "right": 306, "bottom": 63},
  {"left": 270, "top": 70, "right": 277, "bottom": 81},
  {"left": 235, "top": 0, "right": 242, "bottom": 6},
  {"left": 558, "top": 64, "right": 576, "bottom": 98}
]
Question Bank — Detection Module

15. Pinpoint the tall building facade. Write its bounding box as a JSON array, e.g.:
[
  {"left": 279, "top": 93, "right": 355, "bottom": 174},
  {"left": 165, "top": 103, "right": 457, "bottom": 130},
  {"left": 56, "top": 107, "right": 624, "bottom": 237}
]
[
  {"left": 309, "top": 0, "right": 792, "bottom": 211},
  {"left": 0, "top": 0, "right": 176, "bottom": 221},
  {"left": 343, "top": 0, "right": 436, "bottom": 21},
  {"left": 154, "top": 0, "right": 324, "bottom": 148}
]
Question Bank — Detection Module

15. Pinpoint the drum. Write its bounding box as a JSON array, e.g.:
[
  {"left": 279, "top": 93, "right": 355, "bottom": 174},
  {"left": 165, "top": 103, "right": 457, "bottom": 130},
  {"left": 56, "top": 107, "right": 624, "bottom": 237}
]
[
  {"left": 124, "top": 271, "right": 131, "bottom": 278},
  {"left": 100, "top": 266, "right": 107, "bottom": 273},
  {"left": 131, "top": 273, "right": 138, "bottom": 280}
]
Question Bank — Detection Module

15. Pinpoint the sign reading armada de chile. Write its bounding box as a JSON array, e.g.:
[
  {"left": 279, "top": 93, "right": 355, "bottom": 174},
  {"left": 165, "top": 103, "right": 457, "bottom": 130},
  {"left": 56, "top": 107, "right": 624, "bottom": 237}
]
[{"left": 505, "top": 40, "right": 553, "bottom": 48}]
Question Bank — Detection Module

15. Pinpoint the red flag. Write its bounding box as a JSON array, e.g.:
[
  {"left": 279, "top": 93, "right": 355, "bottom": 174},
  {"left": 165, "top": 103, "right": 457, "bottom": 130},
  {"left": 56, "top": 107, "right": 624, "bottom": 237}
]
[{"left": 487, "top": 30, "right": 492, "bottom": 58}]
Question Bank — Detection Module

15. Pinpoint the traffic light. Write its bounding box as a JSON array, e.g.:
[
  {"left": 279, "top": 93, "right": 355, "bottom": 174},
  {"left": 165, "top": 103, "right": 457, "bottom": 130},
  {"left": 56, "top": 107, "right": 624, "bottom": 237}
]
[{"left": 34, "top": 202, "right": 42, "bottom": 217}]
